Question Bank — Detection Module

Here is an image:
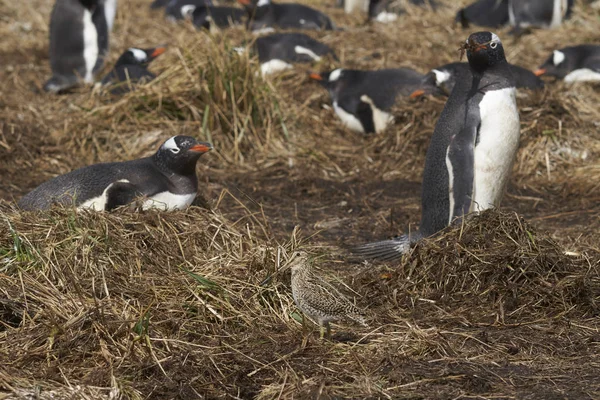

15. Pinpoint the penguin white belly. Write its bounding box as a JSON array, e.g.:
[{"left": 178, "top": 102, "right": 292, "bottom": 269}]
[
  {"left": 471, "top": 88, "right": 520, "bottom": 212},
  {"left": 78, "top": 179, "right": 130, "bottom": 211},
  {"left": 333, "top": 101, "right": 365, "bottom": 133},
  {"left": 142, "top": 192, "right": 196, "bottom": 211},
  {"left": 260, "top": 59, "right": 293, "bottom": 76},
  {"left": 563, "top": 69, "right": 600, "bottom": 82},
  {"left": 82, "top": 9, "right": 99, "bottom": 83},
  {"left": 104, "top": 0, "right": 118, "bottom": 31},
  {"left": 360, "top": 95, "right": 393, "bottom": 133}
]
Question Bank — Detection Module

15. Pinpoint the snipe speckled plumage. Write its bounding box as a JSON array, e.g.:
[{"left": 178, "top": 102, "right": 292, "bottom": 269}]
[{"left": 287, "top": 251, "right": 367, "bottom": 339}]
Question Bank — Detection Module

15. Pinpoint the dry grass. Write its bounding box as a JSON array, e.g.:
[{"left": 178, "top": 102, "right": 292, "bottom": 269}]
[{"left": 1, "top": 0, "right": 600, "bottom": 398}]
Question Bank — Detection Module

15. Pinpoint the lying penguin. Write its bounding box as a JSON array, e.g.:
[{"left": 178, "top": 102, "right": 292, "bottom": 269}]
[
  {"left": 190, "top": 6, "right": 245, "bottom": 30},
  {"left": 455, "top": 0, "right": 509, "bottom": 28},
  {"left": 535, "top": 45, "right": 600, "bottom": 82},
  {"left": 44, "top": 0, "right": 117, "bottom": 93},
  {"left": 18, "top": 136, "right": 212, "bottom": 211},
  {"left": 508, "top": 0, "right": 574, "bottom": 33},
  {"left": 355, "top": 32, "right": 520, "bottom": 259},
  {"left": 238, "top": 0, "right": 335, "bottom": 33},
  {"left": 254, "top": 33, "right": 337, "bottom": 76},
  {"left": 368, "top": 0, "right": 437, "bottom": 23},
  {"left": 101, "top": 46, "right": 166, "bottom": 94},
  {"left": 310, "top": 68, "right": 437, "bottom": 134},
  {"left": 165, "top": 0, "right": 213, "bottom": 20},
  {"left": 415, "top": 61, "right": 544, "bottom": 96}
]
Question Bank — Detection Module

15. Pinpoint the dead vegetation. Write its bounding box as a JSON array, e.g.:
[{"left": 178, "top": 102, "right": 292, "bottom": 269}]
[{"left": 1, "top": 0, "right": 600, "bottom": 398}]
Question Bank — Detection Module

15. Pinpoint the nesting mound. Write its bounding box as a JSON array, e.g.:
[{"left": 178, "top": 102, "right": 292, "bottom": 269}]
[{"left": 361, "top": 210, "right": 599, "bottom": 325}]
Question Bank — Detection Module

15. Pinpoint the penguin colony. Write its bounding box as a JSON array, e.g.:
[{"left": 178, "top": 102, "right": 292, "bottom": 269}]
[{"left": 18, "top": 0, "right": 599, "bottom": 338}]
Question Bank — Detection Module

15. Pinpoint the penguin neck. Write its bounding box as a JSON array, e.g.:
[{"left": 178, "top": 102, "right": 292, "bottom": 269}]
[
  {"left": 470, "top": 60, "right": 513, "bottom": 90},
  {"left": 151, "top": 155, "right": 199, "bottom": 185}
]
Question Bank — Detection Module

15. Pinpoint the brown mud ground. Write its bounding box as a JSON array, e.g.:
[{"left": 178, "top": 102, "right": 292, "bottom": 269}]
[{"left": 1, "top": 0, "right": 599, "bottom": 398}]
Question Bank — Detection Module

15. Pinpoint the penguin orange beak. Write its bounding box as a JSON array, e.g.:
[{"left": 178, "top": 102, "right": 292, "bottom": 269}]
[
  {"left": 309, "top": 72, "right": 323, "bottom": 81},
  {"left": 237, "top": 0, "right": 251, "bottom": 5},
  {"left": 151, "top": 47, "right": 167, "bottom": 58},
  {"left": 410, "top": 89, "right": 426, "bottom": 99},
  {"left": 189, "top": 143, "right": 213, "bottom": 153},
  {"left": 534, "top": 68, "right": 546, "bottom": 77}
]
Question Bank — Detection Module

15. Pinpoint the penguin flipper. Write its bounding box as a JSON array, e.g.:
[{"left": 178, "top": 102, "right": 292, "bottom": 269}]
[
  {"left": 352, "top": 234, "right": 415, "bottom": 261},
  {"left": 448, "top": 127, "right": 476, "bottom": 219},
  {"left": 104, "top": 180, "right": 143, "bottom": 211},
  {"left": 355, "top": 99, "right": 376, "bottom": 134}
]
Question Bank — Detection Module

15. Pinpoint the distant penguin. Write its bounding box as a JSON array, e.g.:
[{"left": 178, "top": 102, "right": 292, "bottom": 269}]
[
  {"left": 191, "top": 6, "right": 245, "bottom": 30},
  {"left": 165, "top": 0, "right": 213, "bottom": 20},
  {"left": 508, "top": 0, "right": 573, "bottom": 33},
  {"left": 310, "top": 68, "right": 438, "bottom": 134},
  {"left": 455, "top": 0, "right": 509, "bottom": 28},
  {"left": 354, "top": 32, "right": 520, "bottom": 260},
  {"left": 238, "top": 0, "right": 335, "bottom": 33},
  {"left": 18, "top": 136, "right": 213, "bottom": 211},
  {"left": 535, "top": 45, "right": 600, "bottom": 82},
  {"left": 44, "top": 0, "right": 117, "bottom": 93},
  {"left": 101, "top": 46, "right": 166, "bottom": 94},
  {"left": 368, "top": 0, "right": 437, "bottom": 23},
  {"left": 343, "top": 0, "right": 368, "bottom": 14},
  {"left": 255, "top": 33, "right": 337, "bottom": 76},
  {"left": 417, "top": 61, "right": 544, "bottom": 96},
  {"left": 150, "top": 0, "right": 171, "bottom": 8}
]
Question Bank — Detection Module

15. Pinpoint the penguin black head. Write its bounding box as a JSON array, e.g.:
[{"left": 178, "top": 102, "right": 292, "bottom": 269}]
[
  {"left": 115, "top": 47, "right": 167, "bottom": 68},
  {"left": 462, "top": 31, "right": 506, "bottom": 72},
  {"left": 153, "top": 136, "right": 213, "bottom": 175},
  {"left": 535, "top": 48, "right": 573, "bottom": 79}
]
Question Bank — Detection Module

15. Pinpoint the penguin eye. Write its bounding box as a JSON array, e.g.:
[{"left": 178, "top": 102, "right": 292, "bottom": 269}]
[
  {"left": 170, "top": 148, "right": 180, "bottom": 154},
  {"left": 490, "top": 42, "right": 498, "bottom": 49}
]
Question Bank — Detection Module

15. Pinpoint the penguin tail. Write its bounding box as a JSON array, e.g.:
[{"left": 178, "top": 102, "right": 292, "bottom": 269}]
[
  {"left": 43, "top": 77, "right": 72, "bottom": 94},
  {"left": 352, "top": 233, "right": 420, "bottom": 261}
]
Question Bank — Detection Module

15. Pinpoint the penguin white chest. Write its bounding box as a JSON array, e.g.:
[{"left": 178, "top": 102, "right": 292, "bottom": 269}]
[
  {"left": 471, "top": 87, "right": 520, "bottom": 212},
  {"left": 333, "top": 101, "right": 365, "bottom": 133},
  {"left": 82, "top": 9, "right": 99, "bottom": 82},
  {"left": 142, "top": 191, "right": 196, "bottom": 211}
]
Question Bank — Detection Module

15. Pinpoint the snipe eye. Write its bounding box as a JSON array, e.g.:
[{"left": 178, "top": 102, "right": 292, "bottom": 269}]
[
  {"left": 170, "top": 148, "right": 180, "bottom": 154},
  {"left": 490, "top": 42, "right": 498, "bottom": 49}
]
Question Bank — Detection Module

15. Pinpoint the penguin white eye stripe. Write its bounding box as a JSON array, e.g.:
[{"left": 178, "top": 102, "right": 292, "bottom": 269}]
[
  {"left": 163, "top": 136, "right": 180, "bottom": 152},
  {"left": 129, "top": 48, "right": 147, "bottom": 62},
  {"left": 329, "top": 68, "right": 342, "bottom": 81},
  {"left": 181, "top": 4, "right": 196, "bottom": 16},
  {"left": 257, "top": 0, "right": 270, "bottom": 6},
  {"left": 491, "top": 33, "right": 500, "bottom": 43},
  {"left": 553, "top": 50, "right": 565, "bottom": 66}
]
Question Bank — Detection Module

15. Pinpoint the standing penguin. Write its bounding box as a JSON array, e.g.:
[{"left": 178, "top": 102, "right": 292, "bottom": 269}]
[
  {"left": 310, "top": 68, "right": 438, "bottom": 134},
  {"left": 535, "top": 45, "right": 600, "bottom": 82},
  {"left": 354, "top": 32, "right": 520, "bottom": 260},
  {"left": 238, "top": 0, "right": 335, "bottom": 33},
  {"left": 44, "top": 0, "right": 117, "bottom": 93},
  {"left": 18, "top": 136, "right": 212, "bottom": 211},
  {"left": 508, "top": 0, "right": 573, "bottom": 33},
  {"left": 101, "top": 46, "right": 167, "bottom": 94}
]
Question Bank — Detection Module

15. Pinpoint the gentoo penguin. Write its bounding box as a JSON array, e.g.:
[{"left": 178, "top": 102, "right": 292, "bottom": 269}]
[
  {"left": 256, "top": 33, "right": 337, "bottom": 76},
  {"left": 165, "top": 0, "right": 213, "bottom": 20},
  {"left": 535, "top": 45, "right": 600, "bottom": 82},
  {"left": 18, "top": 136, "right": 212, "bottom": 211},
  {"left": 190, "top": 6, "right": 245, "bottom": 30},
  {"left": 368, "top": 0, "right": 437, "bottom": 23},
  {"left": 455, "top": 0, "right": 509, "bottom": 28},
  {"left": 310, "top": 68, "right": 438, "bottom": 134},
  {"left": 238, "top": 0, "right": 335, "bottom": 33},
  {"left": 508, "top": 0, "right": 573, "bottom": 33},
  {"left": 44, "top": 0, "right": 117, "bottom": 93},
  {"left": 150, "top": 0, "right": 171, "bottom": 8},
  {"left": 101, "top": 46, "right": 166, "bottom": 94},
  {"left": 416, "top": 61, "right": 543, "bottom": 96},
  {"left": 355, "top": 32, "right": 520, "bottom": 260}
]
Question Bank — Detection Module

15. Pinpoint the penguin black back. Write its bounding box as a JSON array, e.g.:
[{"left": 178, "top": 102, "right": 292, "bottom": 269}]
[
  {"left": 455, "top": 0, "right": 509, "bottom": 28},
  {"left": 240, "top": 0, "right": 335, "bottom": 32},
  {"left": 101, "top": 46, "right": 166, "bottom": 94},
  {"left": 192, "top": 6, "right": 245, "bottom": 29}
]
